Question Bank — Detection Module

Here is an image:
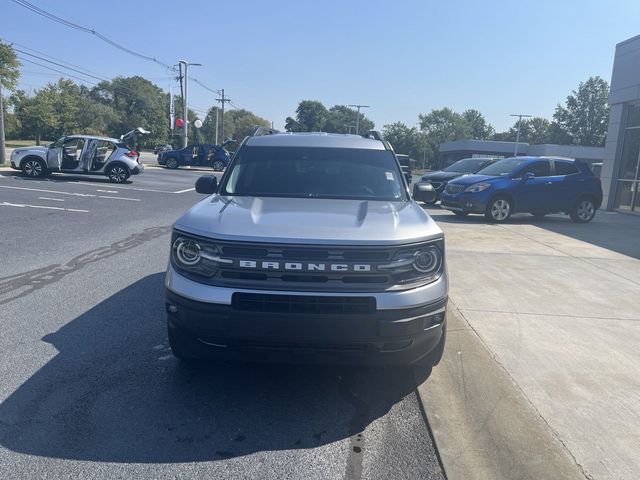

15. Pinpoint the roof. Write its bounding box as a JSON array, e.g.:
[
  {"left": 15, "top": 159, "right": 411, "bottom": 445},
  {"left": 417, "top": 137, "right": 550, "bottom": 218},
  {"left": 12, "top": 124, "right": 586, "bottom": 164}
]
[
  {"left": 66, "top": 134, "right": 122, "bottom": 143},
  {"left": 440, "top": 139, "right": 604, "bottom": 161},
  {"left": 246, "top": 132, "right": 386, "bottom": 150}
]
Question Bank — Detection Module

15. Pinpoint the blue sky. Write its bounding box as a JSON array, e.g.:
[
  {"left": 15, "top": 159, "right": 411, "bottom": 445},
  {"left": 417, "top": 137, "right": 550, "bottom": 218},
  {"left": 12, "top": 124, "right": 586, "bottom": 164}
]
[{"left": 2, "top": 0, "right": 639, "bottom": 132}]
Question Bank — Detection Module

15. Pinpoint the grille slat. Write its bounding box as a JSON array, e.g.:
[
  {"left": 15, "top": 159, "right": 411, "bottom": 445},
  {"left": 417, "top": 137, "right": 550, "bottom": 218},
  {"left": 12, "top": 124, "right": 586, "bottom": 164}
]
[
  {"left": 232, "top": 293, "right": 376, "bottom": 315},
  {"left": 445, "top": 184, "right": 465, "bottom": 195}
]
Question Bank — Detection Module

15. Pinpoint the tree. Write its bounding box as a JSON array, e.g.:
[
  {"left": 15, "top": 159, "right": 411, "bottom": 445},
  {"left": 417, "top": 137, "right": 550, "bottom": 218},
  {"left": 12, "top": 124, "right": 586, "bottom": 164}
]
[
  {"left": 286, "top": 100, "right": 328, "bottom": 132},
  {"left": 323, "top": 105, "right": 374, "bottom": 134},
  {"left": 0, "top": 41, "right": 20, "bottom": 164},
  {"left": 382, "top": 122, "right": 428, "bottom": 163},
  {"left": 223, "top": 108, "right": 270, "bottom": 143},
  {"left": 493, "top": 117, "right": 551, "bottom": 144},
  {"left": 462, "top": 109, "right": 494, "bottom": 139},
  {"left": 419, "top": 108, "right": 471, "bottom": 167},
  {"left": 13, "top": 89, "right": 56, "bottom": 145},
  {"left": 552, "top": 76, "right": 610, "bottom": 146}
]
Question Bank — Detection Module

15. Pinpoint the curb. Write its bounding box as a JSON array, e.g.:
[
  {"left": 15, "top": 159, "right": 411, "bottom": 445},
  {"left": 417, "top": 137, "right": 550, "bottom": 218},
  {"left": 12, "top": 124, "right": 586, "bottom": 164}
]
[{"left": 415, "top": 304, "right": 588, "bottom": 480}]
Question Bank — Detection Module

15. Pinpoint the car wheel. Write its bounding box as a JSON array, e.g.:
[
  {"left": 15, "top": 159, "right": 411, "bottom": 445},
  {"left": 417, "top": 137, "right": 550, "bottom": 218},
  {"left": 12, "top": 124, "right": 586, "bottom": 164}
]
[
  {"left": 107, "top": 164, "right": 130, "bottom": 183},
  {"left": 165, "top": 157, "right": 179, "bottom": 169},
  {"left": 212, "top": 160, "right": 225, "bottom": 172},
  {"left": 570, "top": 197, "right": 597, "bottom": 223},
  {"left": 22, "top": 158, "right": 46, "bottom": 178},
  {"left": 168, "top": 321, "right": 205, "bottom": 362},
  {"left": 485, "top": 196, "right": 512, "bottom": 223},
  {"left": 453, "top": 211, "right": 468, "bottom": 217}
]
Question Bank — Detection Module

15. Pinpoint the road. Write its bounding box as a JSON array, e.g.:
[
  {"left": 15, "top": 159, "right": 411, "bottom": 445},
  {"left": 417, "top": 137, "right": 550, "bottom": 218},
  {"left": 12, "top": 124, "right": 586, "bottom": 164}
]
[{"left": 0, "top": 165, "right": 444, "bottom": 480}]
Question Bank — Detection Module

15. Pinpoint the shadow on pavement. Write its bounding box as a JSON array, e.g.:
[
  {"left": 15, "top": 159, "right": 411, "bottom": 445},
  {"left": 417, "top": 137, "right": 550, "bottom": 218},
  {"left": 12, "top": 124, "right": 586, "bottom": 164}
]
[{"left": 0, "top": 273, "right": 428, "bottom": 463}]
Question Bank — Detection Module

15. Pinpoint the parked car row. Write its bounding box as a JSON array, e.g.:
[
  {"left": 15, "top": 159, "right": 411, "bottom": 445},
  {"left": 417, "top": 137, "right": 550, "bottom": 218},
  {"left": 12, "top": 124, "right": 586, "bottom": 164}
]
[
  {"left": 157, "top": 140, "right": 235, "bottom": 171},
  {"left": 413, "top": 156, "right": 603, "bottom": 223}
]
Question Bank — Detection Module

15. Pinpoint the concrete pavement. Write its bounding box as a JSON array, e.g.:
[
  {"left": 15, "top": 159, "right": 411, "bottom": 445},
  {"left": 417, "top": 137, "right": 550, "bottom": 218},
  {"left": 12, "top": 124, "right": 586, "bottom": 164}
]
[{"left": 422, "top": 207, "right": 640, "bottom": 480}]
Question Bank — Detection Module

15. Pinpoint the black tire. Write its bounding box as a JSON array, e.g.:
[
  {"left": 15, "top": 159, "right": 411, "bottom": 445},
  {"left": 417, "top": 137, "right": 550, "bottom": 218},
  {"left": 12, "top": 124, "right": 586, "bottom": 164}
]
[
  {"left": 106, "top": 164, "right": 130, "bottom": 183},
  {"left": 165, "top": 157, "right": 179, "bottom": 169},
  {"left": 212, "top": 160, "right": 225, "bottom": 172},
  {"left": 485, "top": 195, "right": 512, "bottom": 223},
  {"left": 21, "top": 157, "right": 47, "bottom": 178},
  {"left": 569, "top": 197, "right": 597, "bottom": 223},
  {"left": 453, "top": 211, "right": 468, "bottom": 217},
  {"left": 167, "top": 321, "right": 205, "bottom": 362}
]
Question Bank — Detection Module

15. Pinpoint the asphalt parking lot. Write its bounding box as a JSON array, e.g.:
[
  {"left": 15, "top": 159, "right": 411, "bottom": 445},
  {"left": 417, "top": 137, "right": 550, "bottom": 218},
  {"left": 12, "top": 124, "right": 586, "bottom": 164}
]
[{"left": 0, "top": 165, "right": 444, "bottom": 480}]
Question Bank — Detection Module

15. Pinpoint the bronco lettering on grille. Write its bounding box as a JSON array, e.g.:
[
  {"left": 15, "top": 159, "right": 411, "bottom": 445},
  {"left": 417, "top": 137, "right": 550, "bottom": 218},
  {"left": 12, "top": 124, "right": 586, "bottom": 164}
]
[{"left": 238, "top": 260, "right": 372, "bottom": 272}]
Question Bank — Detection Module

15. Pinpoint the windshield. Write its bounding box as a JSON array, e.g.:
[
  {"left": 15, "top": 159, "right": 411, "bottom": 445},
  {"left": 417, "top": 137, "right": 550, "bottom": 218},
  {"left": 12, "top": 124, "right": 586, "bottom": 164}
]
[
  {"left": 219, "top": 146, "right": 407, "bottom": 201},
  {"left": 443, "top": 158, "right": 490, "bottom": 173},
  {"left": 476, "top": 158, "right": 528, "bottom": 176}
]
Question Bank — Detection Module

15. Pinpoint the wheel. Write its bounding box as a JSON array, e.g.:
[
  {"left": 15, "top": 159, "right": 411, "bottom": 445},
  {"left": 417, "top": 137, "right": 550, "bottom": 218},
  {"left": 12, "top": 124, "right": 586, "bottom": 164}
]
[
  {"left": 167, "top": 321, "right": 205, "bottom": 362},
  {"left": 165, "top": 157, "right": 179, "bottom": 169},
  {"left": 453, "top": 211, "right": 468, "bottom": 217},
  {"left": 485, "top": 196, "right": 512, "bottom": 223},
  {"left": 107, "top": 164, "right": 130, "bottom": 183},
  {"left": 569, "top": 197, "right": 597, "bottom": 223},
  {"left": 212, "top": 160, "right": 225, "bottom": 172},
  {"left": 22, "top": 158, "right": 47, "bottom": 178}
]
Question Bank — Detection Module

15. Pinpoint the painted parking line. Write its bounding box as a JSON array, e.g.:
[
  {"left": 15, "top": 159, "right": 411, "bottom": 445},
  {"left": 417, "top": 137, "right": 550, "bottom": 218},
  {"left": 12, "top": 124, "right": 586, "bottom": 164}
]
[
  {"left": 0, "top": 185, "right": 139, "bottom": 201},
  {"left": 38, "top": 197, "right": 65, "bottom": 202},
  {"left": 173, "top": 187, "right": 196, "bottom": 193},
  {"left": 0, "top": 201, "right": 88, "bottom": 213},
  {"left": 96, "top": 189, "right": 119, "bottom": 193}
]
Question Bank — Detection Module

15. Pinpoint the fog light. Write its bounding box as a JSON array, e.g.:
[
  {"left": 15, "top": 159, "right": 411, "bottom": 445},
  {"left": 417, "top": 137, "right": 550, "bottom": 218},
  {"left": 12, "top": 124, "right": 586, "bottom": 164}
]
[{"left": 423, "top": 312, "right": 445, "bottom": 329}]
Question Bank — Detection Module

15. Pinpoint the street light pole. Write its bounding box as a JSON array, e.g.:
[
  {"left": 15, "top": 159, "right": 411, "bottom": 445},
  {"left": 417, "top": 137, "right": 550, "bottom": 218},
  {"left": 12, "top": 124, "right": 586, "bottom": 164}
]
[
  {"left": 510, "top": 113, "right": 532, "bottom": 156},
  {"left": 348, "top": 104, "right": 370, "bottom": 135},
  {"left": 178, "top": 60, "right": 202, "bottom": 148}
]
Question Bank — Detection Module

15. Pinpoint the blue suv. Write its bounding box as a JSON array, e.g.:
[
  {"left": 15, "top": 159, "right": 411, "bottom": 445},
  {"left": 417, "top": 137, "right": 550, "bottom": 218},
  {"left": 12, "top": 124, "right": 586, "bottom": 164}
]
[{"left": 440, "top": 156, "right": 603, "bottom": 223}]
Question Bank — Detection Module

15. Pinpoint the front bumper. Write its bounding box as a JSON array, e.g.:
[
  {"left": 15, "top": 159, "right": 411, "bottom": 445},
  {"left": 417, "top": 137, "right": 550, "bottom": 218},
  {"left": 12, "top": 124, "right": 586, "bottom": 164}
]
[
  {"left": 441, "top": 191, "right": 489, "bottom": 214},
  {"left": 165, "top": 266, "right": 447, "bottom": 365}
]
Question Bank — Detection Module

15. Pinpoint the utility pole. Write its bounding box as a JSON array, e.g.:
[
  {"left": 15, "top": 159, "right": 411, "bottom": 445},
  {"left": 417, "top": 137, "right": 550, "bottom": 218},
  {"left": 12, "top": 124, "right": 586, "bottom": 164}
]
[
  {"left": 510, "top": 113, "right": 532, "bottom": 156},
  {"left": 348, "top": 104, "right": 370, "bottom": 135},
  {"left": 178, "top": 60, "right": 202, "bottom": 148},
  {"left": 0, "top": 83, "right": 6, "bottom": 166},
  {"left": 216, "top": 88, "right": 231, "bottom": 142},
  {"left": 215, "top": 108, "right": 219, "bottom": 144}
]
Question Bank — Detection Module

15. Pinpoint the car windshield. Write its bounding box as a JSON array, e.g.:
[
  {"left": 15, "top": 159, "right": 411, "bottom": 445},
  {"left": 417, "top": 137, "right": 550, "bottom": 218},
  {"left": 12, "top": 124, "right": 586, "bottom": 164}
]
[
  {"left": 476, "top": 158, "right": 528, "bottom": 176},
  {"left": 220, "top": 146, "right": 407, "bottom": 201},
  {"left": 443, "top": 158, "right": 489, "bottom": 173}
]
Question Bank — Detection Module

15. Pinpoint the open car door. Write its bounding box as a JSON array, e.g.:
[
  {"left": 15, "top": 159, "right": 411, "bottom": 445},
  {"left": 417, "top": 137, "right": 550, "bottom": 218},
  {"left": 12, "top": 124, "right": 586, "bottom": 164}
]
[{"left": 46, "top": 137, "right": 64, "bottom": 171}]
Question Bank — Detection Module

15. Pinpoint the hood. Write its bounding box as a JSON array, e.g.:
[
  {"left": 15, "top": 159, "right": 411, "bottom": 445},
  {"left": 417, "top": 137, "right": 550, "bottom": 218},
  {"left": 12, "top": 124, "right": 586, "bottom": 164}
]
[
  {"left": 421, "top": 171, "right": 467, "bottom": 181},
  {"left": 174, "top": 196, "right": 443, "bottom": 245},
  {"left": 447, "top": 174, "right": 499, "bottom": 186}
]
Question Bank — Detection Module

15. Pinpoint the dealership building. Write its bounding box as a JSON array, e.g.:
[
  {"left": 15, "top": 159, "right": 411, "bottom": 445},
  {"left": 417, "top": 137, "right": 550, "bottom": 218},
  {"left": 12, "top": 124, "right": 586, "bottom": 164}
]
[{"left": 601, "top": 34, "right": 640, "bottom": 213}]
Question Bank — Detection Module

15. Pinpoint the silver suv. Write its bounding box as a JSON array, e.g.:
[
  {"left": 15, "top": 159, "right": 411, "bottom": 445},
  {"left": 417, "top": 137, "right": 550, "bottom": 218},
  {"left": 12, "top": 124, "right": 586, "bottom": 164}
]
[
  {"left": 165, "top": 131, "right": 447, "bottom": 367},
  {"left": 10, "top": 135, "right": 143, "bottom": 183}
]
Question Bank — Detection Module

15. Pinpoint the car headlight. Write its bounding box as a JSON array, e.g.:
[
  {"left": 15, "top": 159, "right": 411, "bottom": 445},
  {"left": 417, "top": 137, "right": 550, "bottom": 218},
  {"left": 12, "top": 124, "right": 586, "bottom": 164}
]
[
  {"left": 379, "top": 242, "right": 444, "bottom": 287},
  {"left": 171, "top": 232, "right": 230, "bottom": 277},
  {"left": 465, "top": 182, "right": 491, "bottom": 193}
]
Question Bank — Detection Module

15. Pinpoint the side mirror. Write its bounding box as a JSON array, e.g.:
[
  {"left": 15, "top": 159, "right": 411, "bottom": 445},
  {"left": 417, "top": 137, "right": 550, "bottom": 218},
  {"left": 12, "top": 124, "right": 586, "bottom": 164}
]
[
  {"left": 412, "top": 182, "right": 437, "bottom": 203},
  {"left": 195, "top": 175, "right": 218, "bottom": 194},
  {"left": 522, "top": 172, "right": 535, "bottom": 181}
]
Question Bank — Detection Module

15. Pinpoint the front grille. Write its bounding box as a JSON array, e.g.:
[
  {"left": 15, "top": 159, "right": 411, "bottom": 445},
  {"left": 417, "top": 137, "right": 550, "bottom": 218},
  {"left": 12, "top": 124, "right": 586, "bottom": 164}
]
[
  {"left": 232, "top": 293, "right": 376, "bottom": 314},
  {"left": 445, "top": 184, "right": 465, "bottom": 195}
]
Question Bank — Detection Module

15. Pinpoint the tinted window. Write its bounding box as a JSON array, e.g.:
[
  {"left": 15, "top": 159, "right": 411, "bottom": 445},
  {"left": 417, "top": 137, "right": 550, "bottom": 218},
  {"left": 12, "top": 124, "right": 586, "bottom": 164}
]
[
  {"left": 476, "top": 158, "right": 528, "bottom": 176},
  {"left": 221, "top": 146, "right": 406, "bottom": 201},
  {"left": 443, "top": 158, "right": 490, "bottom": 173},
  {"left": 554, "top": 161, "right": 579, "bottom": 175},
  {"left": 522, "top": 161, "right": 551, "bottom": 177}
]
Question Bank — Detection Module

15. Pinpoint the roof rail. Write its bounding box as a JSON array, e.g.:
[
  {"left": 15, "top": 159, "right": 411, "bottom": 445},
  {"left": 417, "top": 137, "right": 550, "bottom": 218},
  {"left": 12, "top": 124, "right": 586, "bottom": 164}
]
[
  {"left": 361, "top": 130, "right": 384, "bottom": 141},
  {"left": 252, "top": 126, "right": 280, "bottom": 136}
]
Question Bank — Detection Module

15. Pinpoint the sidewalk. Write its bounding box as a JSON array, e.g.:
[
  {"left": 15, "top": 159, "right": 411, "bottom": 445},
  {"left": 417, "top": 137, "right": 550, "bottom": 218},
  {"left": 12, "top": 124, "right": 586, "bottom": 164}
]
[{"left": 421, "top": 209, "right": 640, "bottom": 480}]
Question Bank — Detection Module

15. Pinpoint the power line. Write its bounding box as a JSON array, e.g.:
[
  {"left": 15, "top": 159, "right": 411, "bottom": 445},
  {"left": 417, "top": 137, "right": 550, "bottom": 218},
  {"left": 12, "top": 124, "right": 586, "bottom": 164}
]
[
  {"left": 10, "top": 0, "right": 175, "bottom": 70},
  {"left": 17, "top": 57, "right": 98, "bottom": 86},
  {"left": 14, "top": 48, "right": 108, "bottom": 82}
]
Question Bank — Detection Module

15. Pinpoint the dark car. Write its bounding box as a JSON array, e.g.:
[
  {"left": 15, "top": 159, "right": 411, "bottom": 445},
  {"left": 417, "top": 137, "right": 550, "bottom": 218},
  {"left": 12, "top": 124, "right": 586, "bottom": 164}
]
[
  {"left": 158, "top": 143, "right": 231, "bottom": 171},
  {"left": 153, "top": 144, "right": 172, "bottom": 154},
  {"left": 440, "top": 156, "right": 603, "bottom": 223},
  {"left": 413, "top": 157, "right": 496, "bottom": 204}
]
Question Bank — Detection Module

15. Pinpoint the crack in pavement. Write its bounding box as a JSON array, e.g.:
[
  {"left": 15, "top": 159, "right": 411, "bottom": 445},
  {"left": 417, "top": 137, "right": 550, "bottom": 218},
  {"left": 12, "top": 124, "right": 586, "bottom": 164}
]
[{"left": 0, "top": 226, "right": 172, "bottom": 305}]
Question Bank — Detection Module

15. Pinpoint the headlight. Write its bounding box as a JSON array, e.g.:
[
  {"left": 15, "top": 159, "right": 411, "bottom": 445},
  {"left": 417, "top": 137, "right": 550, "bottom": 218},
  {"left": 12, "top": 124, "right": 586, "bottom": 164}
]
[
  {"left": 465, "top": 182, "right": 491, "bottom": 193},
  {"left": 171, "top": 233, "right": 230, "bottom": 277},
  {"left": 379, "top": 242, "right": 444, "bottom": 287}
]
